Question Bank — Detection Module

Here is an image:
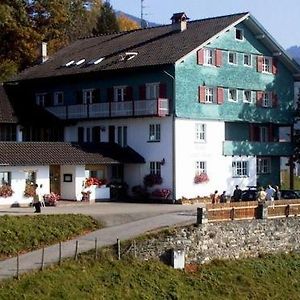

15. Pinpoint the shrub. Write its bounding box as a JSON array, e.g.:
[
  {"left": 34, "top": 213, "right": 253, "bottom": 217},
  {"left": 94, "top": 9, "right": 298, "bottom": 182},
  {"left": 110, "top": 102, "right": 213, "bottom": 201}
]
[
  {"left": 143, "top": 174, "right": 163, "bottom": 187},
  {"left": 0, "top": 185, "right": 14, "bottom": 198}
]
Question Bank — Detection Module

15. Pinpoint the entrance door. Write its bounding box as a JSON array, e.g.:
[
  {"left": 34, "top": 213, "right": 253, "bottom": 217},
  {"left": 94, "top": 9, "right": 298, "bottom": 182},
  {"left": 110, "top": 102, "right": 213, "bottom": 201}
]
[{"left": 50, "top": 165, "right": 61, "bottom": 194}]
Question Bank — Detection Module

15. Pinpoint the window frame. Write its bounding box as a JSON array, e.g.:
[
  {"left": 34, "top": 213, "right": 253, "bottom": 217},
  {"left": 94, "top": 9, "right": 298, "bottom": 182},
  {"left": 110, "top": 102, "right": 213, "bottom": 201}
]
[
  {"left": 149, "top": 124, "right": 161, "bottom": 142},
  {"left": 243, "top": 54, "right": 252, "bottom": 67},
  {"left": 195, "top": 123, "right": 206, "bottom": 143},
  {"left": 257, "top": 157, "right": 271, "bottom": 174},
  {"left": 195, "top": 161, "right": 207, "bottom": 175},
  {"left": 205, "top": 87, "right": 215, "bottom": 103},
  {"left": 259, "top": 126, "right": 269, "bottom": 142},
  {"left": 232, "top": 160, "right": 249, "bottom": 177},
  {"left": 117, "top": 126, "right": 127, "bottom": 147},
  {"left": 35, "top": 93, "right": 47, "bottom": 106},
  {"left": 113, "top": 86, "right": 127, "bottom": 102},
  {"left": 54, "top": 91, "right": 64, "bottom": 105},
  {"left": 0, "top": 171, "right": 11, "bottom": 186},
  {"left": 204, "top": 48, "right": 215, "bottom": 66},
  {"left": 83, "top": 89, "right": 94, "bottom": 104},
  {"left": 235, "top": 28, "right": 244, "bottom": 41},
  {"left": 146, "top": 83, "right": 159, "bottom": 100},
  {"left": 150, "top": 161, "right": 161, "bottom": 176},
  {"left": 262, "top": 92, "right": 272, "bottom": 108},
  {"left": 228, "top": 52, "right": 237, "bottom": 65},
  {"left": 262, "top": 56, "right": 272, "bottom": 73},
  {"left": 243, "top": 90, "right": 252, "bottom": 103},
  {"left": 228, "top": 89, "right": 238, "bottom": 102}
]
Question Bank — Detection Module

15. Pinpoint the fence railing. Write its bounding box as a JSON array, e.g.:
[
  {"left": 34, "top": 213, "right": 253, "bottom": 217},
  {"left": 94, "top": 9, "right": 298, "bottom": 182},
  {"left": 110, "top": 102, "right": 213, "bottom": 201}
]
[{"left": 197, "top": 200, "right": 300, "bottom": 224}]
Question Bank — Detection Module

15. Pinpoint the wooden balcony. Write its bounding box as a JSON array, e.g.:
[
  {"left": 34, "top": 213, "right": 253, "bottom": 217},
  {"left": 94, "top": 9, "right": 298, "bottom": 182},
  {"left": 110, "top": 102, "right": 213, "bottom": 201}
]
[{"left": 45, "top": 99, "right": 169, "bottom": 120}]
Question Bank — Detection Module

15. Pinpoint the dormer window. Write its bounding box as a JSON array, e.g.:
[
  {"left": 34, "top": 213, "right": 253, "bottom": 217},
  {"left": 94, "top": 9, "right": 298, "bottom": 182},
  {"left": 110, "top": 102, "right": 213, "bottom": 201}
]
[{"left": 235, "top": 28, "right": 244, "bottom": 41}]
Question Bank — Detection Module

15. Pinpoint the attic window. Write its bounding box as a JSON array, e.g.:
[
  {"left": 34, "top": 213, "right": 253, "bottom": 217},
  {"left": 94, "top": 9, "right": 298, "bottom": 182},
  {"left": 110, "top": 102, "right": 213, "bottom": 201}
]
[
  {"left": 76, "top": 59, "right": 85, "bottom": 66},
  {"left": 64, "top": 60, "right": 75, "bottom": 67},
  {"left": 88, "top": 57, "right": 105, "bottom": 65},
  {"left": 120, "top": 52, "right": 138, "bottom": 61},
  {"left": 235, "top": 29, "right": 244, "bottom": 41}
]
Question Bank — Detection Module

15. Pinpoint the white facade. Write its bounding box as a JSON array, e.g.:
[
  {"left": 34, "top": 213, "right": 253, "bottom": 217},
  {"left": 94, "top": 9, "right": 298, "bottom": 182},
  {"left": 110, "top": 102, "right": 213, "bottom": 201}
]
[{"left": 175, "top": 119, "right": 256, "bottom": 199}]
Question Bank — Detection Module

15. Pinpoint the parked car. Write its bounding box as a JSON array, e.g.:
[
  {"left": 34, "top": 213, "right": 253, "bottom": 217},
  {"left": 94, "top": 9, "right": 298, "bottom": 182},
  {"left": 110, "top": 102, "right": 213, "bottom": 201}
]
[{"left": 280, "top": 190, "right": 300, "bottom": 200}]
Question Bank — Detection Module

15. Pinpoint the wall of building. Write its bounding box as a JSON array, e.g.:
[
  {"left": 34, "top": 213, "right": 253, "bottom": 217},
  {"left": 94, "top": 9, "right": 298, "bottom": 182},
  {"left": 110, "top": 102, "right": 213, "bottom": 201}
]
[
  {"left": 0, "top": 165, "right": 50, "bottom": 206},
  {"left": 174, "top": 118, "right": 256, "bottom": 199},
  {"left": 130, "top": 218, "right": 300, "bottom": 264}
]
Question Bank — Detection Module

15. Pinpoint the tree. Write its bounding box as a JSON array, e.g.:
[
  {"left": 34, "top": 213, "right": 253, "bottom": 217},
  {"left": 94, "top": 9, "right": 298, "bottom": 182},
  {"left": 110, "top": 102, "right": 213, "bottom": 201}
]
[
  {"left": 93, "top": 1, "right": 119, "bottom": 34},
  {"left": 118, "top": 14, "right": 140, "bottom": 31}
]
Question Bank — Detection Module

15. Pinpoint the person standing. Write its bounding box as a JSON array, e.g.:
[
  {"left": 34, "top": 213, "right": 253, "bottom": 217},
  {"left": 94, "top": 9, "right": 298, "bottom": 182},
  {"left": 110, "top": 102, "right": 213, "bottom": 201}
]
[
  {"left": 232, "top": 185, "right": 242, "bottom": 202},
  {"left": 33, "top": 184, "right": 41, "bottom": 213},
  {"left": 266, "top": 184, "right": 276, "bottom": 208},
  {"left": 220, "top": 191, "right": 227, "bottom": 203},
  {"left": 274, "top": 185, "right": 281, "bottom": 200},
  {"left": 211, "top": 190, "right": 219, "bottom": 204},
  {"left": 257, "top": 187, "right": 267, "bottom": 203}
]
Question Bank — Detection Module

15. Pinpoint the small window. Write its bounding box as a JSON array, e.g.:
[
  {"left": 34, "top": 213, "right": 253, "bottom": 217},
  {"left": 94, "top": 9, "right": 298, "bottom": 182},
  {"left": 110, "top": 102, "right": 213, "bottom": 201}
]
[
  {"left": 235, "top": 29, "right": 244, "bottom": 40},
  {"left": 262, "top": 92, "right": 271, "bottom": 107},
  {"left": 114, "top": 86, "right": 126, "bottom": 102},
  {"left": 146, "top": 83, "right": 159, "bottom": 100},
  {"left": 243, "top": 54, "right": 252, "bottom": 67},
  {"left": 54, "top": 91, "right": 64, "bottom": 105},
  {"left": 232, "top": 161, "right": 249, "bottom": 177},
  {"left": 195, "top": 123, "right": 206, "bottom": 142},
  {"left": 228, "top": 89, "right": 238, "bottom": 102},
  {"left": 205, "top": 88, "right": 215, "bottom": 103},
  {"left": 117, "top": 126, "right": 127, "bottom": 147},
  {"left": 257, "top": 157, "right": 271, "bottom": 174},
  {"left": 228, "top": 52, "right": 237, "bottom": 64},
  {"left": 259, "top": 127, "right": 269, "bottom": 142},
  {"left": 262, "top": 57, "right": 272, "bottom": 73},
  {"left": 149, "top": 124, "right": 160, "bottom": 142},
  {"left": 204, "top": 49, "right": 215, "bottom": 65},
  {"left": 35, "top": 93, "right": 46, "bottom": 106},
  {"left": 243, "top": 90, "right": 252, "bottom": 103},
  {"left": 0, "top": 171, "right": 11, "bottom": 186},
  {"left": 150, "top": 161, "right": 161, "bottom": 176},
  {"left": 195, "top": 161, "right": 206, "bottom": 175}
]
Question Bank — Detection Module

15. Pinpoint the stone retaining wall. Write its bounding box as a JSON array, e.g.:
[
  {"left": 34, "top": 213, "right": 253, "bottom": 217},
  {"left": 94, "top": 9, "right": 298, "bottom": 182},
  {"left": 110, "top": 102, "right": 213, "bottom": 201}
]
[{"left": 130, "top": 217, "right": 300, "bottom": 264}]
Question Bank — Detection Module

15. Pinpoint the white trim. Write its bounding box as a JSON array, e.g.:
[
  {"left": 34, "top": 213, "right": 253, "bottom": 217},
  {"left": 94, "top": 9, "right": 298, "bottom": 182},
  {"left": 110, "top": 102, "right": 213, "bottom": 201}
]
[
  {"left": 243, "top": 53, "right": 252, "bottom": 67},
  {"left": 228, "top": 51, "right": 237, "bottom": 65},
  {"left": 113, "top": 86, "right": 127, "bottom": 102},
  {"left": 243, "top": 90, "right": 252, "bottom": 103},
  {"left": 228, "top": 88, "right": 238, "bottom": 102}
]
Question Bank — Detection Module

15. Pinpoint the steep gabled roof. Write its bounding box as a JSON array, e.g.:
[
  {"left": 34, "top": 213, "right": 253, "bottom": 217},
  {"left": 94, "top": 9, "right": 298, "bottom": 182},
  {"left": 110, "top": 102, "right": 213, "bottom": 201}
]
[
  {"left": 0, "top": 142, "right": 145, "bottom": 166},
  {"left": 12, "top": 12, "right": 248, "bottom": 81},
  {"left": 0, "top": 85, "right": 18, "bottom": 123}
]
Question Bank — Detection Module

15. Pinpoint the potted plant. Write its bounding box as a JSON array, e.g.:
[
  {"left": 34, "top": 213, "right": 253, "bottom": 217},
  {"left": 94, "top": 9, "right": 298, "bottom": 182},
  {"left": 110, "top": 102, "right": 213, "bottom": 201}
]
[
  {"left": 0, "top": 184, "right": 14, "bottom": 198},
  {"left": 194, "top": 172, "right": 209, "bottom": 184}
]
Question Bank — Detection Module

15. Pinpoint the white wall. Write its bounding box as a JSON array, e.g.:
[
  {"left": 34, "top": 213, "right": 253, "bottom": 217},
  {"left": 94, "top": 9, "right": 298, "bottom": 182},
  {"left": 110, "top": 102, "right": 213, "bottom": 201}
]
[
  {"left": 0, "top": 165, "right": 50, "bottom": 206},
  {"left": 174, "top": 119, "right": 256, "bottom": 199}
]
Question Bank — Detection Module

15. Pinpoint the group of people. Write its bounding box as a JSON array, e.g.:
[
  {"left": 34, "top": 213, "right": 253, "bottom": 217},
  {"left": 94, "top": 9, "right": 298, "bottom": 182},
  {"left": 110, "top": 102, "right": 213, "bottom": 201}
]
[{"left": 211, "top": 184, "right": 281, "bottom": 204}]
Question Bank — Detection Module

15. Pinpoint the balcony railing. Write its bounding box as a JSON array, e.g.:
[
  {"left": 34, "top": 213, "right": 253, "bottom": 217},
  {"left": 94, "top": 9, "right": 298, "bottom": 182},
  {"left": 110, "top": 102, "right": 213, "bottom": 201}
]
[
  {"left": 45, "top": 99, "right": 169, "bottom": 120},
  {"left": 223, "top": 141, "right": 293, "bottom": 156}
]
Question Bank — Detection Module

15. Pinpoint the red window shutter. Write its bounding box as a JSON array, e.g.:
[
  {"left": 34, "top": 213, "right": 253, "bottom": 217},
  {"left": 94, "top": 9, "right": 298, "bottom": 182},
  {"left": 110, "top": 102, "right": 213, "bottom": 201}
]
[
  {"left": 198, "top": 86, "right": 206, "bottom": 103},
  {"left": 256, "top": 91, "right": 263, "bottom": 106},
  {"left": 269, "top": 124, "right": 274, "bottom": 142},
  {"left": 159, "top": 83, "right": 167, "bottom": 98},
  {"left": 197, "top": 49, "right": 204, "bottom": 65},
  {"left": 272, "top": 58, "right": 278, "bottom": 75},
  {"left": 215, "top": 49, "right": 222, "bottom": 67},
  {"left": 139, "top": 85, "right": 146, "bottom": 100},
  {"left": 107, "top": 88, "right": 114, "bottom": 102},
  {"left": 257, "top": 56, "right": 263, "bottom": 72},
  {"left": 217, "top": 87, "right": 224, "bottom": 104},
  {"left": 125, "top": 86, "right": 133, "bottom": 101},
  {"left": 272, "top": 92, "right": 278, "bottom": 108}
]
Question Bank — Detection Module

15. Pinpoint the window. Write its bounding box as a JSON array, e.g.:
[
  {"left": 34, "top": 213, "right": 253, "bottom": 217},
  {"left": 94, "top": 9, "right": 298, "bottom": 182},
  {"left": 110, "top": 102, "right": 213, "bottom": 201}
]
[
  {"left": 36, "top": 93, "right": 46, "bottom": 106},
  {"left": 114, "top": 86, "right": 126, "bottom": 102},
  {"left": 262, "top": 57, "right": 272, "bottom": 73},
  {"left": 232, "top": 161, "right": 249, "bottom": 177},
  {"left": 243, "top": 54, "right": 252, "bottom": 67},
  {"left": 149, "top": 124, "right": 160, "bottom": 142},
  {"left": 228, "top": 89, "right": 238, "bottom": 102},
  {"left": 146, "top": 83, "right": 159, "bottom": 100},
  {"left": 195, "top": 123, "right": 206, "bottom": 142},
  {"left": 117, "top": 126, "right": 127, "bottom": 147},
  {"left": 228, "top": 52, "right": 237, "bottom": 64},
  {"left": 262, "top": 92, "right": 271, "bottom": 107},
  {"left": 205, "top": 88, "right": 215, "bottom": 103},
  {"left": 25, "top": 171, "right": 36, "bottom": 185},
  {"left": 243, "top": 90, "right": 252, "bottom": 103},
  {"left": 0, "top": 172, "right": 11, "bottom": 186},
  {"left": 257, "top": 157, "right": 271, "bottom": 174},
  {"left": 83, "top": 89, "right": 94, "bottom": 104},
  {"left": 259, "top": 127, "right": 269, "bottom": 142},
  {"left": 54, "top": 91, "right": 64, "bottom": 105},
  {"left": 150, "top": 161, "right": 161, "bottom": 176},
  {"left": 204, "top": 49, "right": 215, "bottom": 65},
  {"left": 0, "top": 124, "right": 17, "bottom": 141},
  {"left": 195, "top": 161, "right": 206, "bottom": 175},
  {"left": 235, "top": 28, "right": 244, "bottom": 40}
]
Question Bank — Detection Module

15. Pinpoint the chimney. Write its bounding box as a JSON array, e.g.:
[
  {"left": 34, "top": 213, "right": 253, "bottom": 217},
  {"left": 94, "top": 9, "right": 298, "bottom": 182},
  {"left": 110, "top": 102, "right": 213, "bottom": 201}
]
[
  {"left": 170, "top": 12, "right": 189, "bottom": 32},
  {"left": 41, "top": 42, "right": 48, "bottom": 63}
]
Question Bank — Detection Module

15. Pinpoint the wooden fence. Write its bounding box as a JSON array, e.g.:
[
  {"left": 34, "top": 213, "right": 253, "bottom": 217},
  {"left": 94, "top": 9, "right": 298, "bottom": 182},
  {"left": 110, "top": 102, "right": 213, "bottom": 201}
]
[{"left": 201, "top": 200, "right": 300, "bottom": 223}]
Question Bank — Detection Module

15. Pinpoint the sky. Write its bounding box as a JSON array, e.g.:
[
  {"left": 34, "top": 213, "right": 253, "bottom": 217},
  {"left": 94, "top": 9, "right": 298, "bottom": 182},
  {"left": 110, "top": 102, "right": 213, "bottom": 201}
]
[{"left": 110, "top": 0, "right": 299, "bottom": 49}]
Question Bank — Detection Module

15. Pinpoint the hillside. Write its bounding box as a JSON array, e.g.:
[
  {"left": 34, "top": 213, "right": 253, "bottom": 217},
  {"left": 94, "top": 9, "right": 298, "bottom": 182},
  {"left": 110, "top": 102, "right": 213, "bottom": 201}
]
[
  {"left": 115, "top": 10, "right": 159, "bottom": 28},
  {"left": 287, "top": 45, "right": 300, "bottom": 64}
]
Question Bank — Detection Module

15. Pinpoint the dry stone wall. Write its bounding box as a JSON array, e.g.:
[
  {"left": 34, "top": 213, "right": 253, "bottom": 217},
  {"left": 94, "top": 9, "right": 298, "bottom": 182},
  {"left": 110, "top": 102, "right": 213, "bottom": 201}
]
[{"left": 131, "top": 218, "right": 300, "bottom": 264}]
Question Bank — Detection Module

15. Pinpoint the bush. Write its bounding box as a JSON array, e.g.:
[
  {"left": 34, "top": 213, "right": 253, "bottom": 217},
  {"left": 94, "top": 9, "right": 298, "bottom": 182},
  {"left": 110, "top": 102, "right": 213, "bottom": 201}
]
[
  {"left": 0, "top": 185, "right": 14, "bottom": 198},
  {"left": 143, "top": 174, "right": 163, "bottom": 187}
]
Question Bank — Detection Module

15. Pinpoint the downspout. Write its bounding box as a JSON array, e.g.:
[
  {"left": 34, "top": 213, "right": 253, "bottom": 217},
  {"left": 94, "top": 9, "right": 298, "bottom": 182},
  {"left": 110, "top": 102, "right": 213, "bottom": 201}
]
[{"left": 163, "top": 70, "right": 176, "bottom": 202}]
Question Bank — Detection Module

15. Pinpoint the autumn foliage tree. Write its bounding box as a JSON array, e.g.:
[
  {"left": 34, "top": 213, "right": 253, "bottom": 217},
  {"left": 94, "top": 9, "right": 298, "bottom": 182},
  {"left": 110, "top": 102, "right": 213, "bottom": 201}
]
[{"left": 118, "top": 14, "right": 140, "bottom": 31}]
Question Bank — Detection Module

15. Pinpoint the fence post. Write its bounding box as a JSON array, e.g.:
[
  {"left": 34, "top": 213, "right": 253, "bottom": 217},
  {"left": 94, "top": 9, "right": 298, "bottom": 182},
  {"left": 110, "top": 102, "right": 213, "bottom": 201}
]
[
  {"left": 59, "top": 242, "right": 62, "bottom": 266},
  {"left": 41, "top": 247, "right": 45, "bottom": 271},
  {"left": 197, "top": 207, "right": 208, "bottom": 225},
  {"left": 285, "top": 205, "right": 290, "bottom": 217},
  {"left": 95, "top": 238, "right": 98, "bottom": 260},
  {"left": 16, "top": 253, "right": 20, "bottom": 280},
  {"left": 133, "top": 240, "right": 137, "bottom": 258},
  {"left": 75, "top": 240, "right": 79, "bottom": 261},
  {"left": 257, "top": 202, "right": 268, "bottom": 219},
  {"left": 117, "top": 238, "right": 121, "bottom": 260},
  {"left": 230, "top": 208, "right": 235, "bottom": 220}
]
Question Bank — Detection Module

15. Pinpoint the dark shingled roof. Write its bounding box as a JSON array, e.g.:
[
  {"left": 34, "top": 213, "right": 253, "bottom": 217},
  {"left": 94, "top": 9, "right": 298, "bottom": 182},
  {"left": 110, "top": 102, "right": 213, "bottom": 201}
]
[
  {"left": 0, "top": 85, "right": 18, "bottom": 123},
  {"left": 13, "top": 12, "right": 248, "bottom": 81},
  {"left": 0, "top": 142, "right": 145, "bottom": 166}
]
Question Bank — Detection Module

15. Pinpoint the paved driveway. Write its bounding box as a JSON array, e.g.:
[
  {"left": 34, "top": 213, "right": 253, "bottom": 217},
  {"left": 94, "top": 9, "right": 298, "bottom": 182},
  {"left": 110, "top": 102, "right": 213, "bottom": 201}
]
[{"left": 0, "top": 201, "right": 203, "bottom": 227}]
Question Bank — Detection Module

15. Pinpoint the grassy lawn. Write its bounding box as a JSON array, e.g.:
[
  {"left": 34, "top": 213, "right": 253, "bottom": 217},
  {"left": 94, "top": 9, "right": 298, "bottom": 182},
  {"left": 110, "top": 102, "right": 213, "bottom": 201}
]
[
  {"left": 0, "top": 214, "right": 101, "bottom": 259},
  {"left": 0, "top": 251, "right": 299, "bottom": 299}
]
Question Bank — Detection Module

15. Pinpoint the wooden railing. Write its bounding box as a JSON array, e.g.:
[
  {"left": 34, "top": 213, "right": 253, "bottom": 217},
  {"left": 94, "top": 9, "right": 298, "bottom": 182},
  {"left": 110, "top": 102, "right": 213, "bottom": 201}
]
[{"left": 198, "top": 200, "right": 300, "bottom": 223}]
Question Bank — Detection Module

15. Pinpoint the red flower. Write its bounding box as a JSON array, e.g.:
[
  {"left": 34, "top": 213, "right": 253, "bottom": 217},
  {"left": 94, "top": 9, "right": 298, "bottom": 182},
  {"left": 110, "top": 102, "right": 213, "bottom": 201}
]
[{"left": 194, "top": 173, "right": 209, "bottom": 184}]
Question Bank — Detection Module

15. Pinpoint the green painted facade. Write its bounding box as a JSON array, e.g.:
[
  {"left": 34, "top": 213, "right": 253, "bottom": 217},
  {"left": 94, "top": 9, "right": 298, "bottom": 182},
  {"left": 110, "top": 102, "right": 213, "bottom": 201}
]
[{"left": 174, "top": 22, "right": 294, "bottom": 125}]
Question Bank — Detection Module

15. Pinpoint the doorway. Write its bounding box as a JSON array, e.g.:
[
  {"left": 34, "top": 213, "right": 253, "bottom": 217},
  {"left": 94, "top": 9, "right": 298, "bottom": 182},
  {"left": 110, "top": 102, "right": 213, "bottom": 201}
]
[{"left": 50, "top": 165, "right": 61, "bottom": 194}]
